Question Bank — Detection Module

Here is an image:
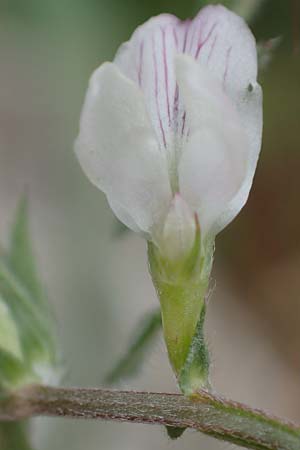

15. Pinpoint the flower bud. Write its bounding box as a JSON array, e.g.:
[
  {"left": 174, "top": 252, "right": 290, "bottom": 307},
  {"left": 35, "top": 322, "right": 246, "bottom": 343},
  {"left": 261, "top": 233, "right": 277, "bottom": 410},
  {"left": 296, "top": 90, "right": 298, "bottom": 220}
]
[{"left": 159, "top": 194, "right": 197, "bottom": 263}]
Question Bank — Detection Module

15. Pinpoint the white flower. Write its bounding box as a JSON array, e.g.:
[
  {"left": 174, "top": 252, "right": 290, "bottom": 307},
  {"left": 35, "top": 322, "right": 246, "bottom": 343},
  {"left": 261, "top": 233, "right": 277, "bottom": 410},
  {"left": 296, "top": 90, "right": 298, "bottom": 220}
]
[
  {"left": 75, "top": 6, "right": 263, "bottom": 390},
  {"left": 75, "top": 5, "right": 262, "bottom": 258}
]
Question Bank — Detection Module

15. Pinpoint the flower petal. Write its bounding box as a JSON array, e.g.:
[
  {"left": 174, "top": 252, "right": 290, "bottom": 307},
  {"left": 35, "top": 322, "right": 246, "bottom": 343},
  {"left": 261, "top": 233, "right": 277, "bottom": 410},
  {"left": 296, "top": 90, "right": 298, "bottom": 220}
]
[
  {"left": 176, "top": 55, "right": 251, "bottom": 237},
  {"left": 113, "top": 6, "right": 262, "bottom": 199},
  {"left": 114, "top": 14, "right": 180, "bottom": 153},
  {"left": 190, "top": 6, "right": 263, "bottom": 233},
  {"left": 75, "top": 62, "right": 172, "bottom": 233}
]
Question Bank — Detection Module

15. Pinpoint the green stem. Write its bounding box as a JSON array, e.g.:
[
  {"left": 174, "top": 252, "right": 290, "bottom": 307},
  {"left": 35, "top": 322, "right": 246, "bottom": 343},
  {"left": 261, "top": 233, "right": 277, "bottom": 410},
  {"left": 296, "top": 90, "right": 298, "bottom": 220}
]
[{"left": 1, "top": 385, "right": 300, "bottom": 450}]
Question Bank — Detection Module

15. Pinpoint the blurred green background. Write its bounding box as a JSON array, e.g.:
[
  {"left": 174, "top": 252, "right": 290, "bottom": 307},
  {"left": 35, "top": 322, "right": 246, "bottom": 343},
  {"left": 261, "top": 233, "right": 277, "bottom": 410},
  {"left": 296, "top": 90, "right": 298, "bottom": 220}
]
[{"left": 0, "top": 0, "right": 299, "bottom": 449}]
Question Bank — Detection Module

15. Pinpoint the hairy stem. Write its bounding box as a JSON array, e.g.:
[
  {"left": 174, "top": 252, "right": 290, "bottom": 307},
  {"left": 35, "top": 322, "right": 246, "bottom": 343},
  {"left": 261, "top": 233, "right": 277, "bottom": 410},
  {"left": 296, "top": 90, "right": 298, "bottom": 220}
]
[{"left": 0, "top": 385, "right": 299, "bottom": 450}]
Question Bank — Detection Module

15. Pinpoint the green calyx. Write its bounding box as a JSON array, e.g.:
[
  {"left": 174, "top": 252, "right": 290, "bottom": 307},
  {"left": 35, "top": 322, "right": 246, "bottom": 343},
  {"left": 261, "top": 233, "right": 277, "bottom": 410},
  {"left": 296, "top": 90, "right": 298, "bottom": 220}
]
[{"left": 148, "top": 227, "right": 214, "bottom": 395}]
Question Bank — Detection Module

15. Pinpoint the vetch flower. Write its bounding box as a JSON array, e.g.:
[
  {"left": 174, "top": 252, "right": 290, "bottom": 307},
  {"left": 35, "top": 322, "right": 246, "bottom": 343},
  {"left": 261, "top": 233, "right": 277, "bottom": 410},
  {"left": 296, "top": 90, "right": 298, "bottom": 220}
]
[{"left": 75, "top": 5, "right": 262, "bottom": 394}]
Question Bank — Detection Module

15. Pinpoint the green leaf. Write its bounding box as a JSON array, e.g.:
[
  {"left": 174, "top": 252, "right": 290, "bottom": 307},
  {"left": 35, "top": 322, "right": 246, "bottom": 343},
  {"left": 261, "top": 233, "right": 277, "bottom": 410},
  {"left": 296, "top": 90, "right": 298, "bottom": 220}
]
[
  {"left": 6, "top": 198, "right": 56, "bottom": 362},
  {"left": 9, "top": 197, "right": 45, "bottom": 305},
  {"left": 0, "top": 349, "right": 27, "bottom": 390},
  {"left": 104, "top": 309, "right": 162, "bottom": 385},
  {"left": 0, "top": 198, "right": 59, "bottom": 390},
  {"left": 0, "top": 259, "right": 55, "bottom": 365},
  {"left": 0, "top": 295, "right": 22, "bottom": 361},
  {"left": 165, "top": 426, "right": 186, "bottom": 440}
]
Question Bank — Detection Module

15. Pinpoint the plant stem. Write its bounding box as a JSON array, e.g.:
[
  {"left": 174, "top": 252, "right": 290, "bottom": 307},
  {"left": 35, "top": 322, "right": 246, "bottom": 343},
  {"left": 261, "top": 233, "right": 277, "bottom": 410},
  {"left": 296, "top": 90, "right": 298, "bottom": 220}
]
[{"left": 0, "top": 385, "right": 299, "bottom": 450}]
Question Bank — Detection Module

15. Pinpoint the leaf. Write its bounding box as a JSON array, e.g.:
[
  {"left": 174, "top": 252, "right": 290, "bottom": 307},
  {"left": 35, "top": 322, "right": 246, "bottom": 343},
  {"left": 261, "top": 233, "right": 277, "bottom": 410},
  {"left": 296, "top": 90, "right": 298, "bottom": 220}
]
[
  {"left": 9, "top": 197, "right": 45, "bottom": 306},
  {"left": 165, "top": 426, "right": 187, "bottom": 440},
  {"left": 7, "top": 199, "right": 56, "bottom": 360},
  {"left": 0, "top": 198, "right": 58, "bottom": 389},
  {"left": 0, "top": 259, "right": 55, "bottom": 366},
  {"left": 0, "top": 295, "right": 22, "bottom": 361},
  {"left": 0, "top": 349, "right": 27, "bottom": 390},
  {"left": 104, "top": 309, "right": 162, "bottom": 385}
]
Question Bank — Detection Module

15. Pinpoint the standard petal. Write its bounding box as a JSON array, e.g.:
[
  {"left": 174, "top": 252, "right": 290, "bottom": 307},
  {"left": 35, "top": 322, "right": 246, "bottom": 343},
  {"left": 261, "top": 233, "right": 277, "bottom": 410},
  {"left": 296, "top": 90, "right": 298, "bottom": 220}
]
[
  {"left": 114, "top": 14, "right": 180, "bottom": 153},
  {"left": 75, "top": 62, "right": 172, "bottom": 233},
  {"left": 113, "top": 6, "right": 262, "bottom": 196},
  {"left": 176, "top": 55, "right": 250, "bottom": 237}
]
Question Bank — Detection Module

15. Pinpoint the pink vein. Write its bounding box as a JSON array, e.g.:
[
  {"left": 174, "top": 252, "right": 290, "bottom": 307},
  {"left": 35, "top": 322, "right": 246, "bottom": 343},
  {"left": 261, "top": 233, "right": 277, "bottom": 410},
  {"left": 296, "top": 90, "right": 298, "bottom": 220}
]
[
  {"left": 223, "top": 46, "right": 232, "bottom": 85},
  {"left": 188, "top": 24, "right": 197, "bottom": 54},
  {"left": 162, "top": 27, "right": 171, "bottom": 125},
  {"left": 180, "top": 21, "right": 191, "bottom": 136},
  {"left": 195, "top": 22, "right": 218, "bottom": 59},
  {"left": 181, "top": 111, "right": 186, "bottom": 136},
  {"left": 173, "top": 26, "right": 179, "bottom": 131},
  {"left": 173, "top": 27, "right": 178, "bottom": 49},
  {"left": 138, "top": 41, "right": 144, "bottom": 87},
  {"left": 207, "top": 34, "right": 217, "bottom": 62},
  {"left": 182, "top": 20, "right": 191, "bottom": 52},
  {"left": 152, "top": 35, "right": 167, "bottom": 148}
]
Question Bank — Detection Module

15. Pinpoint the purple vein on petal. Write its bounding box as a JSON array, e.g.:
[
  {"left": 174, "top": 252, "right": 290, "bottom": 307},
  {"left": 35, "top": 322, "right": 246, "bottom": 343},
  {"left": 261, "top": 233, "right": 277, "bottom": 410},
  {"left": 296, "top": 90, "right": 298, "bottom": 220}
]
[
  {"left": 195, "top": 22, "right": 218, "bottom": 59},
  {"left": 138, "top": 41, "right": 144, "bottom": 87},
  {"left": 188, "top": 24, "right": 197, "bottom": 54},
  {"left": 223, "top": 46, "right": 232, "bottom": 85},
  {"left": 152, "top": 35, "right": 167, "bottom": 148},
  {"left": 180, "top": 20, "right": 192, "bottom": 137},
  {"left": 173, "top": 27, "right": 178, "bottom": 49},
  {"left": 182, "top": 20, "right": 191, "bottom": 52},
  {"left": 207, "top": 34, "right": 217, "bottom": 63},
  {"left": 181, "top": 111, "right": 186, "bottom": 136},
  {"left": 172, "top": 25, "right": 180, "bottom": 131},
  {"left": 162, "top": 27, "right": 171, "bottom": 125},
  {"left": 173, "top": 84, "right": 179, "bottom": 130}
]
